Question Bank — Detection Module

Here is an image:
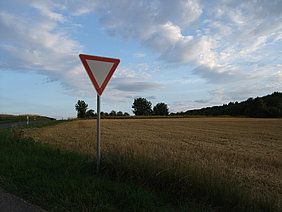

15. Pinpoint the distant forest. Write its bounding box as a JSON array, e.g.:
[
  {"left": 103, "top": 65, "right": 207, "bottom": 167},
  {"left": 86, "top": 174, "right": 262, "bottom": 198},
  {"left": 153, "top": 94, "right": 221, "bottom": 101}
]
[{"left": 171, "top": 92, "right": 282, "bottom": 118}]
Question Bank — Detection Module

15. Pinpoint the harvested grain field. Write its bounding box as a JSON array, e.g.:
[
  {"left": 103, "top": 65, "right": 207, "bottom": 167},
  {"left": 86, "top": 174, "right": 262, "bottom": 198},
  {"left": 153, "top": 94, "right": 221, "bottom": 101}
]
[{"left": 24, "top": 118, "right": 282, "bottom": 210}]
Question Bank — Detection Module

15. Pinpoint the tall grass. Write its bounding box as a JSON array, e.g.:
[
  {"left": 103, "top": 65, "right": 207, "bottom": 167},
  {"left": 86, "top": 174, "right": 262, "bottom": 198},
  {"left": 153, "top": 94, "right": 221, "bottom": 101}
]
[
  {"left": 0, "top": 128, "right": 213, "bottom": 211},
  {"left": 101, "top": 149, "right": 277, "bottom": 212}
]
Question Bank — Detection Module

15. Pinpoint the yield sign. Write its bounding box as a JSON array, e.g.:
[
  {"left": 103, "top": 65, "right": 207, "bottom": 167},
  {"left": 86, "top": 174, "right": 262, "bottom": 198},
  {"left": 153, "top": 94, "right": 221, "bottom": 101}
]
[{"left": 79, "top": 54, "right": 120, "bottom": 96}]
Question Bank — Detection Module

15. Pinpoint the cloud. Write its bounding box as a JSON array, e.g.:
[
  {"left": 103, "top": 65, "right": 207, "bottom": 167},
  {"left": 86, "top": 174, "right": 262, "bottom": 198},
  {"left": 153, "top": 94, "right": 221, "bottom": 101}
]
[
  {"left": 192, "top": 64, "right": 246, "bottom": 83},
  {"left": 30, "top": 1, "right": 66, "bottom": 22},
  {"left": 194, "top": 99, "right": 209, "bottom": 104},
  {"left": 0, "top": 3, "right": 84, "bottom": 90},
  {"left": 169, "top": 102, "right": 193, "bottom": 113},
  {"left": 92, "top": 0, "right": 282, "bottom": 84},
  {"left": 146, "top": 96, "right": 157, "bottom": 100},
  {"left": 1, "top": 0, "right": 281, "bottom": 105},
  {"left": 133, "top": 53, "right": 146, "bottom": 58},
  {"left": 112, "top": 78, "right": 165, "bottom": 92},
  {"left": 1, "top": 0, "right": 167, "bottom": 98},
  {"left": 198, "top": 73, "right": 282, "bottom": 107},
  {"left": 110, "top": 65, "right": 165, "bottom": 92}
]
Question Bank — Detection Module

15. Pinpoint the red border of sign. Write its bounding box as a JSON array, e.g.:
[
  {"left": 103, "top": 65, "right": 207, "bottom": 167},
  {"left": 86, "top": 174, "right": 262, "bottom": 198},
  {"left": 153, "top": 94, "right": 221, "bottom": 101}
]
[{"left": 79, "top": 54, "right": 120, "bottom": 96}]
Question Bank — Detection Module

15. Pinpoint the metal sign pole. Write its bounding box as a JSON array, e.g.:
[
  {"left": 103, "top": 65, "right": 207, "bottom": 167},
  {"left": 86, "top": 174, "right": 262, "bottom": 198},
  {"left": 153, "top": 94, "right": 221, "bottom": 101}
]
[
  {"left": 79, "top": 54, "right": 120, "bottom": 174},
  {"left": 96, "top": 94, "right": 101, "bottom": 174}
]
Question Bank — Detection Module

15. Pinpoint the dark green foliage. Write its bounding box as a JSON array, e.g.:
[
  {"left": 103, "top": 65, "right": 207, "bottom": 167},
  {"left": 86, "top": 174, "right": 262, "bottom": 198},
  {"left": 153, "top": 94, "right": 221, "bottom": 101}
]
[
  {"left": 175, "top": 92, "right": 282, "bottom": 118},
  {"left": 75, "top": 100, "right": 96, "bottom": 118},
  {"left": 100, "top": 111, "right": 130, "bottom": 117},
  {"left": 75, "top": 100, "right": 88, "bottom": 118},
  {"left": 117, "top": 111, "right": 123, "bottom": 116},
  {"left": 109, "top": 110, "right": 117, "bottom": 116},
  {"left": 153, "top": 103, "right": 169, "bottom": 115},
  {"left": 86, "top": 109, "right": 95, "bottom": 118},
  {"left": 132, "top": 98, "right": 153, "bottom": 116}
]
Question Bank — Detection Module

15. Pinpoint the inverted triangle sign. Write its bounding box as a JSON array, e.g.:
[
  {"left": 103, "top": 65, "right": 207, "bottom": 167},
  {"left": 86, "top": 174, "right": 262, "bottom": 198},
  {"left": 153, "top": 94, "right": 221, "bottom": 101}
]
[{"left": 79, "top": 54, "right": 120, "bottom": 96}]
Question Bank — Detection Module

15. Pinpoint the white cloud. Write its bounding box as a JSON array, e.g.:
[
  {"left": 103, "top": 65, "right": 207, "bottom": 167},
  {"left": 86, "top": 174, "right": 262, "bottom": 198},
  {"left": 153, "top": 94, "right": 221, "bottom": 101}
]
[
  {"left": 0, "top": 9, "right": 87, "bottom": 90},
  {"left": 0, "top": 0, "right": 281, "bottom": 111},
  {"left": 111, "top": 79, "right": 165, "bottom": 92},
  {"left": 110, "top": 66, "right": 165, "bottom": 92},
  {"left": 90, "top": 0, "right": 282, "bottom": 86},
  {"left": 133, "top": 53, "right": 146, "bottom": 58},
  {"left": 0, "top": 0, "right": 168, "bottom": 99},
  {"left": 0, "top": 2, "right": 89, "bottom": 89},
  {"left": 192, "top": 65, "right": 245, "bottom": 83},
  {"left": 30, "top": 1, "right": 66, "bottom": 22}
]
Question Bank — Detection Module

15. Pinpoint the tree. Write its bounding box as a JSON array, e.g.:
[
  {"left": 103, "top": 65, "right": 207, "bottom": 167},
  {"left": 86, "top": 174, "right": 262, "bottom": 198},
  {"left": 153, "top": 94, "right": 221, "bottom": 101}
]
[
  {"left": 153, "top": 103, "right": 169, "bottom": 115},
  {"left": 109, "top": 110, "right": 117, "bottom": 116},
  {"left": 124, "top": 112, "right": 130, "bottom": 116},
  {"left": 86, "top": 109, "right": 95, "bottom": 118},
  {"left": 132, "top": 98, "right": 152, "bottom": 116},
  {"left": 75, "top": 100, "right": 88, "bottom": 118},
  {"left": 249, "top": 98, "right": 268, "bottom": 117},
  {"left": 117, "top": 111, "right": 123, "bottom": 116}
]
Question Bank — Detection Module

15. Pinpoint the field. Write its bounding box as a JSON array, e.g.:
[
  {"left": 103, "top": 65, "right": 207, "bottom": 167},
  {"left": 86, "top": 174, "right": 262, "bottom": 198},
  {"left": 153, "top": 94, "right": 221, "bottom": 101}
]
[{"left": 23, "top": 118, "right": 282, "bottom": 211}]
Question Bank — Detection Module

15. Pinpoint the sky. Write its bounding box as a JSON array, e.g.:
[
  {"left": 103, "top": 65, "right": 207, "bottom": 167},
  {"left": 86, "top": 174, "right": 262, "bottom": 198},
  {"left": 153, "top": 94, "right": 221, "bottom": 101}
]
[{"left": 0, "top": 0, "right": 281, "bottom": 119}]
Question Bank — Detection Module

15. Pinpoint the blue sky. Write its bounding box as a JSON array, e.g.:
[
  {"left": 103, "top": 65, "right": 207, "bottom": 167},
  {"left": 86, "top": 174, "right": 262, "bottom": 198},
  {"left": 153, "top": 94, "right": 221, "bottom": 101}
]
[{"left": 0, "top": 0, "right": 281, "bottom": 119}]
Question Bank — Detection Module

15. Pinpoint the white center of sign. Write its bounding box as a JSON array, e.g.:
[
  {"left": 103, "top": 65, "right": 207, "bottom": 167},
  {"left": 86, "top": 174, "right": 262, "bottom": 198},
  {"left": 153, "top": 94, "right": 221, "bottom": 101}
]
[{"left": 86, "top": 59, "right": 114, "bottom": 87}]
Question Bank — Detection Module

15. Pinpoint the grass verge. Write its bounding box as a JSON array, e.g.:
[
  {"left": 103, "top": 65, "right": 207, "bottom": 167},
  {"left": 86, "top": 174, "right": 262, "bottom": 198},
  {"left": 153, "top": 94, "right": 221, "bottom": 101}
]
[
  {"left": 0, "top": 114, "right": 53, "bottom": 124},
  {"left": 0, "top": 128, "right": 211, "bottom": 212}
]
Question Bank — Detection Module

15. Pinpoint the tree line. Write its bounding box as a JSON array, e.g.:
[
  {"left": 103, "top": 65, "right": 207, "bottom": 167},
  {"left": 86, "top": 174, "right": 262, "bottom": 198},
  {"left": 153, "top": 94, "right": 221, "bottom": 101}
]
[
  {"left": 75, "top": 92, "right": 282, "bottom": 118},
  {"left": 132, "top": 98, "right": 169, "bottom": 116},
  {"left": 171, "top": 92, "right": 282, "bottom": 118},
  {"left": 75, "top": 98, "right": 169, "bottom": 118},
  {"left": 75, "top": 100, "right": 130, "bottom": 118}
]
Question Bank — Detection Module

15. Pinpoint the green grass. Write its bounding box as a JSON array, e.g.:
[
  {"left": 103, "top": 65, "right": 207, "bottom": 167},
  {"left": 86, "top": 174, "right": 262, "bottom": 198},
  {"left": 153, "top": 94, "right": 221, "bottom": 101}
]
[
  {"left": 0, "top": 128, "right": 212, "bottom": 212},
  {"left": 24, "top": 120, "right": 69, "bottom": 128},
  {"left": 0, "top": 114, "right": 53, "bottom": 124}
]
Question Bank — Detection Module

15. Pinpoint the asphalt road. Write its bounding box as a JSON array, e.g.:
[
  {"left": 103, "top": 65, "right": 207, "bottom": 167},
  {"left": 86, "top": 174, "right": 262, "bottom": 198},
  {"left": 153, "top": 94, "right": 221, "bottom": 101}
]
[
  {"left": 0, "top": 187, "right": 47, "bottom": 212},
  {"left": 0, "top": 120, "right": 52, "bottom": 129}
]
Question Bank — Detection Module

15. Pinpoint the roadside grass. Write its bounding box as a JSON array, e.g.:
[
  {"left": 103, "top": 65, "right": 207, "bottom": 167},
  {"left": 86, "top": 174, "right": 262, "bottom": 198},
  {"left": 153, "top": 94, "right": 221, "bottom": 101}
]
[
  {"left": 24, "top": 120, "right": 69, "bottom": 128},
  {"left": 9, "top": 120, "right": 68, "bottom": 140},
  {"left": 0, "top": 128, "right": 212, "bottom": 212},
  {"left": 0, "top": 114, "right": 52, "bottom": 124},
  {"left": 23, "top": 118, "right": 282, "bottom": 212}
]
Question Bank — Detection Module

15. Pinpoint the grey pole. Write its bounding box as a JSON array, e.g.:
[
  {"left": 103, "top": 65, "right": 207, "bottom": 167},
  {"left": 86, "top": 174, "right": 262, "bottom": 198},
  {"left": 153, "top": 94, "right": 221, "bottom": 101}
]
[{"left": 96, "top": 94, "right": 101, "bottom": 174}]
